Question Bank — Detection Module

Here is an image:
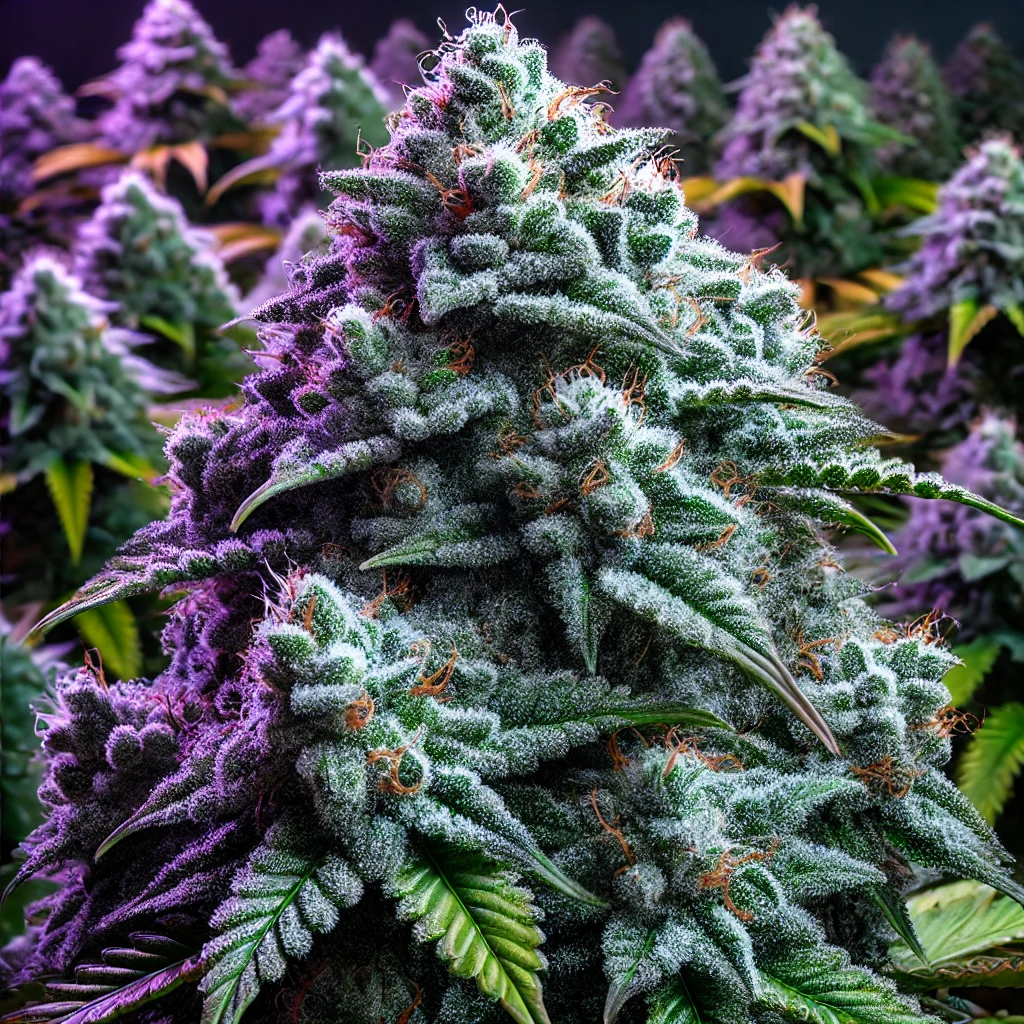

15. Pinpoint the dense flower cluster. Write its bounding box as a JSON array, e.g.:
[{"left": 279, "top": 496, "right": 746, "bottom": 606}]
[
  {"left": 889, "top": 136, "right": 1024, "bottom": 323},
  {"left": 869, "top": 36, "right": 959, "bottom": 180},
  {"left": 615, "top": 19, "right": 729, "bottom": 175},
  {"left": 549, "top": 15, "right": 627, "bottom": 92},
  {"left": 96, "top": 0, "right": 240, "bottom": 152},
  {"left": 942, "top": 23, "right": 1024, "bottom": 144},
  {"left": 0, "top": 57, "right": 84, "bottom": 203},
  {"left": 234, "top": 30, "right": 305, "bottom": 123},
  {"left": 879, "top": 416, "right": 1024, "bottom": 634},
  {"left": 709, "top": 6, "right": 893, "bottom": 278},
  {"left": 259, "top": 32, "right": 389, "bottom": 226},
  {"left": 73, "top": 170, "right": 242, "bottom": 393},
  {"left": 8, "top": 14, "right": 1024, "bottom": 1024}
]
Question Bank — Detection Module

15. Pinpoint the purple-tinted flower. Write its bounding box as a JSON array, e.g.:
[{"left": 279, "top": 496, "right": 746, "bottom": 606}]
[
  {"left": 857, "top": 333, "right": 979, "bottom": 438},
  {"left": 96, "top": 0, "right": 239, "bottom": 152},
  {"left": 716, "top": 6, "right": 876, "bottom": 183},
  {"left": 0, "top": 57, "right": 84, "bottom": 203},
  {"left": 943, "top": 23, "right": 1024, "bottom": 143},
  {"left": 615, "top": 19, "right": 728, "bottom": 175},
  {"left": 549, "top": 16, "right": 627, "bottom": 92},
  {"left": 878, "top": 415, "right": 1024, "bottom": 635},
  {"left": 259, "top": 32, "right": 388, "bottom": 227},
  {"left": 369, "top": 19, "right": 430, "bottom": 112},
  {"left": 234, "top": 30, "right": 305, "bottom": 123},
  {"left": 869, "top": 36, "right": 959, "bottom": 180},
  {"left": 888, "top": 136, "right": 1024, "bottom": 322}
]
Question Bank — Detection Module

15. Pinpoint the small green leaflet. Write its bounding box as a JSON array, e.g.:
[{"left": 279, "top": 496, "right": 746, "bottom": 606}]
[
  {"left": 140, "top": 316, "right": 196, "bottom": 364},
  {"left": 603, "top": 927, "right": 657, "bottom": 1024},
  {"left": 395, "top": 848, "right": 550, "bottom": 1024},
  {"left": 647, "top": 980, "right": 702, "bottom": 1024},
  {"left": 758, "top": 959, "right": 929, "bottom": 1023},
  {"left": 794, "top": 120, "right": 842, "bottom": 157},
  {"left": 200, "top": 847, "right": 361, "bottom": 1024},
  {"left": 75, "top": 599, "right": 142, "bottom": 681},
  {"left": 957, "top": 702, "right": 1024, "bottom": 825},
  {"left": 44, "top": 459, "right": 93, "bottom": 565},
  {"left": 230, "top": 436, "right": 400, "bottom": 531}
]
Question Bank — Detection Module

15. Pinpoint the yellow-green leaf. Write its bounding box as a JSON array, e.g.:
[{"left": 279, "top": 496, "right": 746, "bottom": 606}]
[
  {"left": 949, "top": 298, "right": 998, "bottom": 366},
  {"left": 102, "top": 451, "right": 162, "bottom": 483},
  {"left": 75, "top": 600, "right": 142, "bottom": 681},
  {"left": 1004, "top": 303, "right": 1024, "bottom": 339},
  {"left": 44, "top": 459, "right": 93, "bottom": 564},
  {"left": 395, "top": 849, "right": 550, "bottom": 1024},
  {"left": 140, "top": 315, "right": 196, "bottom": 363},
  {"left": 794, "top": 120, "right": 842, "bottom": 157},
  {"left": 944, "top": 637, "right": 1003, "bottom": 705}
]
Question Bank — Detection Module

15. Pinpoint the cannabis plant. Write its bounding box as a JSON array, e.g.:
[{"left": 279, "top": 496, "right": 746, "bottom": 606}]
[
  {"left": 251, "top": 32, "right": 389, "bottom": 227},
  {"left": 95, "top": 0, "right": 240, "bottom": 155},
  {"left": 0, "top": 254, "right": 175, "bottom": 673},
  {"left": 888, "top": 135, "right": 1024, "bottom": 380},
  {"left": 869, "top": 37, "right": 959, "bottom": 181},
  {"left": 370, "top": 19, "right": 431, "bottom": 112},
  {"left": 0, "top": 57, "right": 86, "bottom": 282},
  {"left": 549, "top": 16, "right": 627, "bottom": 93},
  {"left": 943, "top": 23, "right": 1024, "bottom": 145},
  {"left": 11, "top": 12, "right": 1024, "bottom": 1024},
  {"left": 709, "top": 5, "right": 896, "bottom": 279},
  {"left": 73, "top": 170, "right": 244, "bottom": 395},
  {"left": 235, "top": 30, "right": 306, "bottom": 124},
  {"left": 615, "top": 19, "right": 729, "bottom": 176}
]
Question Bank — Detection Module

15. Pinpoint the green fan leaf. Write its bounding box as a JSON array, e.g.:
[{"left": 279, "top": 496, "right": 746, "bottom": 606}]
[
  {"left": 200, "top": 844, "right": 362, "bottom": 1024},
  {"left": 763, "top": 489, "right": 897, "bottom": 554},
  {"left": 891, "top": 881, "right": 1024, "bottom": 991},
  {"left": 139, "top": 316, "right": 196, "bottom": 364},
  {"left": 943, "top": 636, "right": 1003, "bottom": 705},
  {"left": 44, "top": 460, "right": 93, "bottom": 565},
  {"left": 74, "top": 600, "right": 142, "bottom": 682},
  {"left": 394, "top": 847, "right": 550, "bottom": 1024},
  {"left": 603, "top": 925, "right": 657, "bottom": 1024},
  {"left": 957, "top": 702, "right": 1024, "bottom": 824},
  {"left": 758, "top": 950, "right": 929, "bottom": 1023}
]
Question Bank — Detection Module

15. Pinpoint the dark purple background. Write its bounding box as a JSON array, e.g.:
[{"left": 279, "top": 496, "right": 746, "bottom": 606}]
[{"left": 1, "top": 0, "right": 1022, "bottom": 90}]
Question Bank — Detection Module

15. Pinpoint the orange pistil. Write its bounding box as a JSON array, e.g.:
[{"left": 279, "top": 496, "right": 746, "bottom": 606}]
[
  {"left": 698, "top": 842, "right": 779, "bottom": 922},
  {"left": 580, "top": 459, "right": 611, "bottom": 495},
  {"left": 653, "top": 440, "right": 686, "bottom": 474},
  {"left": 590, "top": 788, "right": 635, "bottom": 874},
  {"left": 793, "top": 628, "right": 838, "bottom": 682},
  {"left": 621, "top": 366, "right": 648, "bottom": 424},
  {"left": 547, "top": 83, "right": 613, "bottom": 121},
  {"left": 850, "top": 756, "right": 922, "bottom": 799},
  {"left": 395, "top": 984, "right": 423, "bottom": 1024},
  {"left": 617, "top": 511, "right": 655, "bottom": 539},
  {"left": 371, "top": 467, "right": 428, "bottom": 510},
  {"left": 367, "top": 729, "right": 424, "bottom": 795},
  {"left": 343, "top": 692, "right": 375, "bottom": 731},
  {"left": 738, "top": 242, "right": 783, "bottom": 283},
  {"left": 447, "top": 336, "right": 475, "bottom": 376},
  {"left": 409, "top": 646, "right": 459, "bottom": 698},
  {"left": 361, "top": 571, "right": 416, "bottom": 618}
]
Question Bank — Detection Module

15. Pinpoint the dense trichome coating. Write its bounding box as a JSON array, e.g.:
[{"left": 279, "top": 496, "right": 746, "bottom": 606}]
[{"left": 9, "top": 12, "right": 1024, "bottom": 1024}]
